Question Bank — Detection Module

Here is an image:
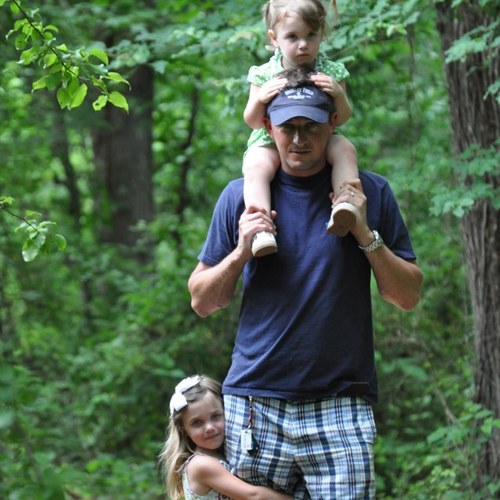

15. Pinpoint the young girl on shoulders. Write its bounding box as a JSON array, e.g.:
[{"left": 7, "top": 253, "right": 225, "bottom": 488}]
[
  {"left": 159, "top": 375, "right": 292, "bottom": 500},
  {"left": 244, "top": 0, "right": 359, "bottom": 257}
]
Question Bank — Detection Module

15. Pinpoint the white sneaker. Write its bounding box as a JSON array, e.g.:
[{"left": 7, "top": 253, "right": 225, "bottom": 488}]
[
  {"left": 327, "top": 202, "right": 359, "bottom": 237},
  {"left": 252, "top": 231, "right": 278, "bottom": 257}
]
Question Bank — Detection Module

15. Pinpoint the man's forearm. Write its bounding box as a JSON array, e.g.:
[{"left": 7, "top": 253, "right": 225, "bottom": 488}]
[
  {"left": 367, "top": 246, "right": 423, "bottom": 310},
  {"left": 188, "top": 249, "right": 248, "bottom": 317}
]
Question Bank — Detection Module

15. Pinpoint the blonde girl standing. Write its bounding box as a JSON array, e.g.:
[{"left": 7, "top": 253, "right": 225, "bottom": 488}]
[
  {"left": 159, "top": 375, "right": 292, "bottom": 499},
  {"left": 243, "top": 0, "right": 359, "bottom": 257}
]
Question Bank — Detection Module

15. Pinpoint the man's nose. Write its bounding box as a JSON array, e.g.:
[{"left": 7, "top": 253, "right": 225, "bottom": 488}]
[{"left": 293, "top": 128, "right": 306, "bottom": 144}]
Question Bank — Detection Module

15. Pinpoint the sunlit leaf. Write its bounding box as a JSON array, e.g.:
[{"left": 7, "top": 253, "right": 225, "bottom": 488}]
[
  {"left": 108, "top": 91, "right": 129, "bottom": 112},
  {"left": 89, "top": 48, "right": 109, "bottom": 65},
  {"left": 69, "top": 83, "right": 88, "bottom": 109},
  {"left": 92, "top": 94, "right": 108, "bottom": 110}
]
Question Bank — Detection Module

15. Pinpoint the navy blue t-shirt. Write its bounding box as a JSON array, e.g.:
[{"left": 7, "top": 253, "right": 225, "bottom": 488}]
[{"left": 198, "top": 166, "right": 416, "bottom": 403}]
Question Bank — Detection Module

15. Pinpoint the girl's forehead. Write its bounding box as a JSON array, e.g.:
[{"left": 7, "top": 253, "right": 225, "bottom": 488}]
[
  {"left": 200, "top": 392, "right": 223, "bottom": 407},
  {"left": 183, "top": 392, "right": 223, "bottom": 419},
  {"left": 276, "top": 12, "right": 314, "bottom": 31}
]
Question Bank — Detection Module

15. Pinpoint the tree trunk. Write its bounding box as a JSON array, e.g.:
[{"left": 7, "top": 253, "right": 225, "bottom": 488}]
[
  {"left": 435, "top": 0, "right": 500, "bottom": 486},
  {"left": 51, "top": 106, "right": 81, "bottom": 231},
  {"left": 93, "top": 64, "right": 155, "bottom": 251},
  {"left": 171, "top": 77, "right": 200, "bottom": 256}
]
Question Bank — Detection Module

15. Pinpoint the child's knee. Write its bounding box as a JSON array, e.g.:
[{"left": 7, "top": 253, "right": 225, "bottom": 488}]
[{"left": 243, "top": 147, "right": 280, "bottom": 178}]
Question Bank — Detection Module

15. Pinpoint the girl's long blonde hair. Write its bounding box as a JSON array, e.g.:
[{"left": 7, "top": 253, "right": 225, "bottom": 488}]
[{"left": 158, "top": 375, "right": 223, "bottom": 500}]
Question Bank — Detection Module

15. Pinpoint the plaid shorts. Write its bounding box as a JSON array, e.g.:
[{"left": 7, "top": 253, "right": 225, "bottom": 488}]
[{"left": 224, "top": 395, "right": 376, "bottom": 499}]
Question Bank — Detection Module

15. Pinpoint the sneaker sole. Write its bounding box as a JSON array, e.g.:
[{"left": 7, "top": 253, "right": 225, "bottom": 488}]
[
  {"left": 327, "top": 205, "right": 357, "bottom": 237},
  {"left": 252, "top": 242, "right": 278, "bottom": 257}
]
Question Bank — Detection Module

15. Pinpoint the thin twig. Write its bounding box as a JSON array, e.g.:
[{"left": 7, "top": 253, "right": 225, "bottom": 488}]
[
  {"left": 0, "top": 204, "right": 39, "bottom": 233},
  {"left": 10, "top": 0, "right": 88, "bottom": 84}
]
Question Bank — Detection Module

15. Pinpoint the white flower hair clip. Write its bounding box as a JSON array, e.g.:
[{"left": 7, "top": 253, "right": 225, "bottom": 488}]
[{"left": 169, "top": 375, "right": 202, "bottom": 416}]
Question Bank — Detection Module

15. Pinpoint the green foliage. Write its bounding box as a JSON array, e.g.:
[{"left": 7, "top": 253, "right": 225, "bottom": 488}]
[
  {"left": 2, "top": 0, "right": 130, "bottom": 111},
  {"left": 0, "top": 0, "right": 497, "bottom": 498},
  {"left": 430, "top": 141, "right": 500, "bottom": 217},
  {"left": 404, "top": 402, "right": 500, "bottom": 498},
  {"left": 442, "top": 0, "right": 499, "bottom": 102},
  {"left": 0, "top": 197, "right": 66, "bottom": 262}
]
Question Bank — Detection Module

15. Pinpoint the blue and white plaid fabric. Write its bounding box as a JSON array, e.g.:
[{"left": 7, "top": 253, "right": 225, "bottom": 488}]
[{"left": 224, "top": 395, "right": 376, "bottom": 499}]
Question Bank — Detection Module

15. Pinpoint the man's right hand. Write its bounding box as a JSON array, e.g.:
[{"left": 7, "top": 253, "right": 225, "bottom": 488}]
[{"left": 238, "top": 206, "right": 277, "bottom": 257}]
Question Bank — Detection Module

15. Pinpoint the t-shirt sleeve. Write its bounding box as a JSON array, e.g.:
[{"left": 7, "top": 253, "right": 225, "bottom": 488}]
[
  {"left": 361, "top": 171, "right": 417, "bottom": 262},
  {"left": 379, "top": 182, "right": 417, "bottom": 261},
  {"left": 198, "top": 182, "right": 243, "bottom": 266}
]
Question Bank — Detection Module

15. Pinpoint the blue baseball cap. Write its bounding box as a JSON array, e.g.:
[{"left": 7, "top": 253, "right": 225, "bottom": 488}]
[{"left": 267, "top": 85, "right": 334, "bottom": 125}]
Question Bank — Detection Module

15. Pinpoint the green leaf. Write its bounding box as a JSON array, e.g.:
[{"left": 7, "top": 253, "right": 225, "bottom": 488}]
[
  {"left": 89, "top": 48, "right": 109, "bottom": 65},
  {"left": 66, "top": 74, "right": 81, "bottom": 94},
  {"left": 0, "top": 196, "right": 15, "bottom": 207},
  {"left": 44, "top": 24, "right": 59, "bottom": 34},
  {"left": 92, "top": 94, "right": 108, "bottom": 111},
  {"left": 32, "top": 76, "right": 48, "bottom": 90},
  {"left": 43, "top": 52, "right": 58, "bottom": 68},
  {"left": 106, "top": 71, "right": 130, "bottom": 87},
  {"left": 54, "top": 233, "right": 67, "bottom": 251},
  {"left": 19, "top": 46, "right": 37, "bottom": 65},
  {"left": 24, "top": 210, "right": 41, "bottom": 218},
  {"left": 9, "top": 1, "right": 20, "bottom": 14},
  {"left": 57, "top": 87, "right": 70, "bottom": 109},
  {"left": 108, "top": 91, "right": 129, "bottom": 112},
  {"left": 22, "top": 238, "right": 41, "bottom": 262},
  {"left": 44, "top": 72, "right": 62, "bottom": 91},
  {"left": 151, "top": 60, "right": 168, "bottom": 74},
  {"left": 69, "top": 83, "right": 88, "bottom": 109}
]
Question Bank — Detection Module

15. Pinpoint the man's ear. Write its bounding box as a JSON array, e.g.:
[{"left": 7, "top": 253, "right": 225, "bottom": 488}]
[
  {"left": 263, "top": 116, "right": 273, "bottom": 137},
  {"left": 329, "top": 112, "right": 339, "bottom": 129}
]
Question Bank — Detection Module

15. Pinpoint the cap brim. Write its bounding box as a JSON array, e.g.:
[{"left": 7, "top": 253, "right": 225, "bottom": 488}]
[{"left": 270, "top": 106, "right": 329, "bottom": 126}]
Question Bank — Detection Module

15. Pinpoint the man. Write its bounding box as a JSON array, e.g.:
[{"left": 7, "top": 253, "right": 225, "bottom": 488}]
[{"left": 188, "top": 69, "right": 423, "bottom": 498}]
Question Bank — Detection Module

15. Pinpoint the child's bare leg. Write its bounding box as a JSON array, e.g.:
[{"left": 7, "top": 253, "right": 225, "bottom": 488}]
[
  {"left": 326, "top": 135, "right": 360, "bottom": 237},
  {"left": 243, "top": 145, "right": 279, "bottom": 214},
  {"left": 243, "top": 145, "right": 280, "bottom": 257},
  {"left": 328, "top": 135, "right": 359, "bottom": 192}
]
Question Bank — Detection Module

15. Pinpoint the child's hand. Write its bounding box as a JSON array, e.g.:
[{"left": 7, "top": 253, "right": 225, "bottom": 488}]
[
  {"left": 257, "top": 77, "right": 287, "bottom": 104},
  {"left": 311, "top": 72, "right": 344, "bottom": 100}
]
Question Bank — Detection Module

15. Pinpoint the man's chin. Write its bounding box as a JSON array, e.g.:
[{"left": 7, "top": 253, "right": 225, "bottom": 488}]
[
  {"left": 288, "top": 153, "right": 310, "bottom": 166},
  {"left": 283, "top": 158, "right": 325, "bottom": 176},
  {"left": 285, "top": 161, "right": 314, "bottom": 174}
]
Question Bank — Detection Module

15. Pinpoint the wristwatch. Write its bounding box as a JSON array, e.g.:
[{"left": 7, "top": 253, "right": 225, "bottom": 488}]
[{"left": 359, "top": 230, "right": 384, "bottom": 253}]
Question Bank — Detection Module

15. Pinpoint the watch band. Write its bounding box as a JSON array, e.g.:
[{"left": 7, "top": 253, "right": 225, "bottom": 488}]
[{"left": 359, "top": 230, "right": 384, "bottom": 253}]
